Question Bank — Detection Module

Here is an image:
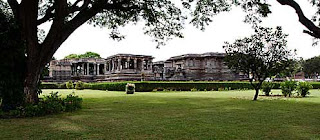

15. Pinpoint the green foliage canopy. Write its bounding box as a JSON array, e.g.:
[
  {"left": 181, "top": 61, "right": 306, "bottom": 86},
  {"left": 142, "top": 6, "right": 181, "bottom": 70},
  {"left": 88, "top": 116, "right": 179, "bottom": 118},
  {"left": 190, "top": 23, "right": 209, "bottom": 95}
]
[
  {"left": 303, "top": 56, "right": 320, "bottom": 78},
  {"left": 64, "top": 52, "right": 101, "bottom": 59}
]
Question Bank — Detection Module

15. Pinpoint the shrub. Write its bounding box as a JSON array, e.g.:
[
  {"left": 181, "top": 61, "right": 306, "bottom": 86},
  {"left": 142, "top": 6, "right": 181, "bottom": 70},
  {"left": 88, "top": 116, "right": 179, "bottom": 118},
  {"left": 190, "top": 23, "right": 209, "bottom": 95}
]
[
  {"left": 66, "top": 80, "right": 74, "bottom": 89},
  {"left": 0, "top": 92, "right": 83, "bottom": 118},
  {"left": 75, "top": 81, "right": 84, "bottom": 90},
  {"left": 281, "top": 80, "right": 297, "bottom": 97},
  {"left": 41, "top": 83, "right": 66, "bottom": 89},
  {"left": 261, "top": 82, "right": 274, "bottom": 96},
  {"left": 296, "top": 82, "right": 313, "bottom": 97},
  {"left": 126, "top": 83, "right": 135, "bottom": 94},
  {"left": 63, "top": 93, "right": 83, "bottom": 111},
  {"left": 41, "top": 91, "right": 65, "bottom": 114},
  {"left": 191, "top": 88, "right": 197, "bottom": 92}
]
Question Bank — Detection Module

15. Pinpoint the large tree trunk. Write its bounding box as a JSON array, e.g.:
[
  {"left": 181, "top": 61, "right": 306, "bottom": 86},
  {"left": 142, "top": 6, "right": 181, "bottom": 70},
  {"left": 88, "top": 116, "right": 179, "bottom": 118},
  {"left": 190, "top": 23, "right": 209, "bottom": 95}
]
[
  {"left": 5, "top": 0, "right": 101, "bottom": 106},
  {"left": 18, "top": 0, "right": 42, "bottom": 104},
  {"left": 24, "top": 59, "right": 43, "bottom": 104}
]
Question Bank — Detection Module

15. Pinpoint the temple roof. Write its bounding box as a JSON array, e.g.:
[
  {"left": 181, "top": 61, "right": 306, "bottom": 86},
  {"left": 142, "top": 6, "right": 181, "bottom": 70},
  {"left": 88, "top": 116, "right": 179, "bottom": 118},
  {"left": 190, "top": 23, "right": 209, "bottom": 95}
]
[
  {"left": 106, "top": 53, "right": 154, "bottom": 60},
  {"left": 167, "top": 52, "right": 226, "bottom": 61}
]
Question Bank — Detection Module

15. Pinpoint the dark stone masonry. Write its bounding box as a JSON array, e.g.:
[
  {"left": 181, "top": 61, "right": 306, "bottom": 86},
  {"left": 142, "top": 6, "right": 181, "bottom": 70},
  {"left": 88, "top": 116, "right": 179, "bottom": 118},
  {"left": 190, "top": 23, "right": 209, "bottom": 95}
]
[{"left": 47, "top": 52, "right": 245, "bottom": 82}]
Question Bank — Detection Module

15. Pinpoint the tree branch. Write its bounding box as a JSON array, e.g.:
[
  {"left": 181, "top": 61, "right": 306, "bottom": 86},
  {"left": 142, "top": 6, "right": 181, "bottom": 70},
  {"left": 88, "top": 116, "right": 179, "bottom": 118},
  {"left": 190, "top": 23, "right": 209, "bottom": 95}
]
[
  {"left": 40, "top": 0, "right": 140, "bottom": 65},
  {"left": 37, "top": 5, "right": 55, "bottom": 25},
  {"left": 55, "top": 0, "right": 68, "bottom": 21},
  {"left": 7, "top": 0, "right": 19, "bottom": 19},
  {"left": 303, "top": 30, "right": 320, "bottom": 38},
  {"left": 68, "top": 0, "right": 91, "bottom": 14},
  {"left": 40, "top": 4, "right": 102, "bottom": 65},
  {"left": 276, "top": 0, "right": 320, "bottom": 38}
]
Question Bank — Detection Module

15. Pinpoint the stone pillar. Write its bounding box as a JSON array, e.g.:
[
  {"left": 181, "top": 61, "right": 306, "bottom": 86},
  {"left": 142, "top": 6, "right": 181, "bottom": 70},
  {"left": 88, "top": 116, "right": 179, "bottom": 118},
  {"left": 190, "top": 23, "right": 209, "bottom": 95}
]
[
  {"left": 118, "top": 58, "right": 121, "bottom": 71},
  {"left": 94, "top": 64, "right": 97, "bottom": 75},
  {"left": 109, "top": 61, "right": 111, "bottom": 72},
  {"left": 103, "top": 64, "right": 106, "bottom": 74},
  {"left": 127, "top": 57, "right": 130, "bottom": 69},
  {"left": 111, "top": 60, "right": 114, "bottom": 72},
  {"left": 145, "top": 60, "right": 149, "bottom": 70},
  {"left": 141, "top": 59, "right": 145, "bottom": 72},
  {"left": 149, "top": 61, "right": 152, "bottom": 70},
  {"left": 82, "top": 63, "right": 85, "bottom": 75},
  {"left": 134, "top": 59, "right": 137, "bottom": 71},
  {"left": 97, "top": 64, "right": 100, "bottom": 75},
  {"left": 107, "top": 61, "right": 111, "bottom": 72},
  {"left": 186, "top": 58, "right": 189, "bottom": 67},
  {"left": 87, "top": 63, "right": 90, "bottom": 75}
]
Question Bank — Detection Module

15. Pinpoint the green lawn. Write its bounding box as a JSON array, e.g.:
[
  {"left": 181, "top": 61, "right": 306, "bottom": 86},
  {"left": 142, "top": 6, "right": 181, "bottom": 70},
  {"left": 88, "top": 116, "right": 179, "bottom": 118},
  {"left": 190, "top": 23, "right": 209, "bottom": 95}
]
[{"left": 1, "top": 89, "right": 320, "bottom": 139}]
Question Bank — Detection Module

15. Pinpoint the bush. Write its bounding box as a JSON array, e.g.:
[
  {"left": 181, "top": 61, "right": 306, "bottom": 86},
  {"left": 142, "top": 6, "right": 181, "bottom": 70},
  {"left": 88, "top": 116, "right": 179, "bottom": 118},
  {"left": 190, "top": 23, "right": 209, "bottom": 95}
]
[
  {"left": 41, "top": 83, "right": 66, "bottom": 89},
  {"left": 191, "top": 88, "right": 197, "bottom": 92},
  {"left": 64, "top": 93, "right": 83, "bottom": 111},
  {"left": 66, "top": 80, "right": 74, "bottom": 89},
  {"left": 126, "top": 83, "right": 135, "bottom": 94},
  {"left": 75, "top": 81, "right": 84, "bottom": 90},
  {"left": 261, "top": 82, "right": 274, "bottom": 96},
  {"left": 0, "top": 92, "right": 82, "bottom": 118},
  {"left": 296, "top": 82, "right": 313, "bottom": 97},
  {"left": 281, "top": 80, "right": 297, "bottom": 97},
  {"left": 41, "top": 92, "right": 65, "bottom": 114}
]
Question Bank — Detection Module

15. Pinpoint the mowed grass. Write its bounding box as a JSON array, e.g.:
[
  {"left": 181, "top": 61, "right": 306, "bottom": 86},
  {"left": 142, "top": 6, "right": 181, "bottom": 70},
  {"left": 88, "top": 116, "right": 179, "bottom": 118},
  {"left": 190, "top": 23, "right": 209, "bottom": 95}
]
[{"left": 1, "top": 89, "right": 320, "bottom": 139}]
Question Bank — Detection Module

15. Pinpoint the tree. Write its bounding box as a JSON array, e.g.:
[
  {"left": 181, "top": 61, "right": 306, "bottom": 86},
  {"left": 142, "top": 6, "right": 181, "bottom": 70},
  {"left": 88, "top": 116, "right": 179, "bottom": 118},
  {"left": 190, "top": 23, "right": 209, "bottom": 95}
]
[
  {"left": 303, "top": 56, "right": 320, "bottom": 78},
  {"left": 276, "top": 58, "right": 303, "bottom": 78},
  {"left": 64, "top": 52, "right": 101, "bottom": 59},
  {"left": 2, "top": 0, "right": 186, "bottom": 106},
  {"left": 64, "top": 54, "right": 79, "bottom": 59},
  {"left": 223, "top": 26, "right": 294, "bottom": 100},
  {"left": 79, "top": 52, "right": 101, "bottom": 58}
]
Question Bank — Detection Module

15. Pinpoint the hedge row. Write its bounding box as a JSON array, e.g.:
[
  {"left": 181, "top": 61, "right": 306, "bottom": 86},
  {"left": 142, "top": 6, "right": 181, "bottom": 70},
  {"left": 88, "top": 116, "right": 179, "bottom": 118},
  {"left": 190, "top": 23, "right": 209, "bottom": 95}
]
[
  {"left": 84, "top": 82, "right": 127, "bottom": 91},
  {"left": 41, "top": 82, "right": 281, "bottom": 91},
  {"left": 135, "top": 82, "right": 252, "bottom": 92},
  {"left": 41, "top": 81, "right": 320, "bottom": 92}
]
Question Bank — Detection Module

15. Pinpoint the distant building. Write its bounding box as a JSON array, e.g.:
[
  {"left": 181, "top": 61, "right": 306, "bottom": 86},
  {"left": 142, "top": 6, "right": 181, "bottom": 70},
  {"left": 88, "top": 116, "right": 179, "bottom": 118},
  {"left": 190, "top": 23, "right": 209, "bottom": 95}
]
[
  {"left": 49, "top": 58, "right": 106, "bottom": 82},
  {"left": 104, "top": 54, "right": 154, "bottom": 81},
  {"left": 163, "top": 52, "right": 239, "bottom": 81},
  {"left": 47, "top": 53, "right": 243, "bottom": 82}
]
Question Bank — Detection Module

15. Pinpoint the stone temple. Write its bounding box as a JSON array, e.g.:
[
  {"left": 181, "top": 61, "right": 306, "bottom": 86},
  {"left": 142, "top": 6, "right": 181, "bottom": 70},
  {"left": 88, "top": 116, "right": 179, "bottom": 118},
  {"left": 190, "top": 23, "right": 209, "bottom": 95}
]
[{"left": 48, "top": 52, "right": 243, "bottom": 82}]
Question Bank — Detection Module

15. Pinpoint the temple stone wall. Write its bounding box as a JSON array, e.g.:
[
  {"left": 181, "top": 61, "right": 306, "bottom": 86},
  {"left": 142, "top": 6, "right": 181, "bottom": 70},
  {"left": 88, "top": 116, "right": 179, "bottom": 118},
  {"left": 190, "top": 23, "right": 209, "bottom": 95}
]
[
  {"left": 46, "top": 52, "right": 241, "bottom": 82},
  {"left": 163, "top": 53, "right": 239, "bottom": 81}
]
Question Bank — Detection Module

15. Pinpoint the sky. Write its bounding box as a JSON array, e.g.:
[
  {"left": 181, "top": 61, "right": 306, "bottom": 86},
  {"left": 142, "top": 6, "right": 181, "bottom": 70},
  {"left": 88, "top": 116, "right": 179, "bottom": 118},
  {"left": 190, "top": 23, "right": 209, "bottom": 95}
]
[{"left": 49, "top": 0, "right": 320, "bottom": 62}]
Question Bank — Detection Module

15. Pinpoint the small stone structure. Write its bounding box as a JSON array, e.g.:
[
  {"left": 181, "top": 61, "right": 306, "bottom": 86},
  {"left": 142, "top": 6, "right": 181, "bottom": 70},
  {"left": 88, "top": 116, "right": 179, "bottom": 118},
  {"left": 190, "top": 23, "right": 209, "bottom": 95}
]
[
  {"left": 104, "top": 54, "right": 154, "bottom": 81},
  {"left": 48, "top": 53, "right": 243, "bottom": 82},
  {"left": 49, "top": 58, "right": 106, "bottom": 82}
]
